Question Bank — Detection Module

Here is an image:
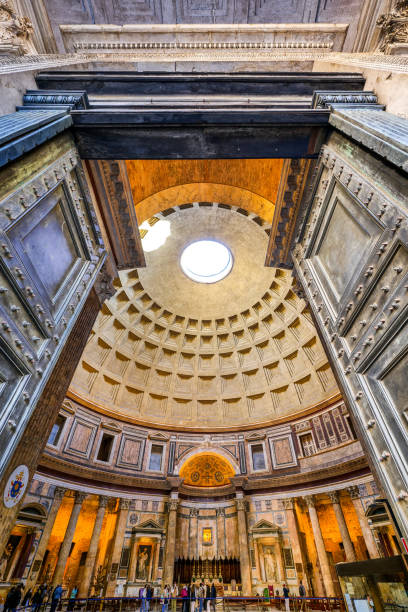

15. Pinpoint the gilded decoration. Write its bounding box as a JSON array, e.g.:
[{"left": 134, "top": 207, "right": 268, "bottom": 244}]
[{"left": 180, "top": 454, "right": 234, "bottom": 488}]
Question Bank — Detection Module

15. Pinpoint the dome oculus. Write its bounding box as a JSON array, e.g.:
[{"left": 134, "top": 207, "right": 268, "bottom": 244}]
[{"left": 180, "top": 240, "right": 233, "bottom": 284}]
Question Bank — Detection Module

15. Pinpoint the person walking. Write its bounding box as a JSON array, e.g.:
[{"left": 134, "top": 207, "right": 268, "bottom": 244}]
[
  {"left": 50, "top": 585, "right": 63, "bottom": 612},
  {"left": 282, "top": 584, "right": 290, "bottom": 612},
  {"left": 170, "top": 583, "right": 178, "bottom": 612}
]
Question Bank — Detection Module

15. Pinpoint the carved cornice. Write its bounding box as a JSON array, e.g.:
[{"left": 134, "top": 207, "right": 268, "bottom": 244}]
[
  {"left": 311, "top": 91, "right": 381, "bottom": 110},
  {"left": 265, "top": 158, "right": 312, "bottom": 269},
  {"left": 72, "top": 41, "right": 334, "bottom": 52},
  {"left": 23, "top": 90, "right": 89, "bottom": 110},
  {"left": 88, "top": 160, "right": 146, "bottom": 271}
]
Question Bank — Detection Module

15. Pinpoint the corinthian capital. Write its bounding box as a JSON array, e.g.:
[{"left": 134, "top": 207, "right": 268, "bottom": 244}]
[
  {"left": 54, "top": 486, "right": 66, "bottom": 500},
  {"left": 328, "top": 491, "right": 340, "bottom": 504},
  {"left": 282, "top": 498, "right": 294, "bottom": 511},
  {"left": 119, "top": 498, "right": 131, "bottom": 510},
  {"left": 74, "top": 491, "right": 87, "bottom": 504},
  {"left": 236, "top": 498, "right": 247, "bottom": 512},
  {"left": 304, "top": 495, "right": 315, "bottom": 508},
  {"left": 168, "top": 499, "right": 179, "bottom": 512},
  {"left": 99, "top": 495, "right": 109, "bottom": 508},
  {"left": 347, "top": 486, "right": 360, "bottom": 500}
]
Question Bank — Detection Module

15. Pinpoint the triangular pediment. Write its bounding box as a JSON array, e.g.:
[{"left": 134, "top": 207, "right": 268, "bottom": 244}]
[
  {"left": 251, "top": 519, "right": 280, "bottom": 532},
  {"left": 138, "top": 519, "right": 162, "bottom": 530}
]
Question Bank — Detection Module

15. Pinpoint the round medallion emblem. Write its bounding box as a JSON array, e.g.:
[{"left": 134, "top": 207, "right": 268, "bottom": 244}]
[
  {"left": 214, "top": 472, "right": 224, "bottom": 483},
  {"left": 3, "top": 464, "right": 29, "bottom": 508},
  {"left": 191, "top": 471, "right": 200, "bottom": 483}
]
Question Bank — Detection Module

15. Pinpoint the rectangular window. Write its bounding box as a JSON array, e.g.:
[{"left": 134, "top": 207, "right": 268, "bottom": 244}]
[
  {"left": 251, "top": 444, "right": 266, "bottom": 471},
  {"left": 149, "top": 444, "right": 163, "bottom": 471},
  {"left": 202, "top": 528, "right": 212, "bottom": 545},
  {"left": 283, "top": 548, "right": 294, "bottom": 568},
  {"left": 47, "top": 414, "right": 66, "bottom": 446},
  {"left": 299, "top": 433, "right": 315, "bottom": 457},
  {"left": 97, "top": 433, "right": 114, "bottom": 462},
  {"left": 255, "top": 500, "right": 262, "bottom": 512},
  {"left": 265, "top": 499, "right": 272, "bottom": 510}
]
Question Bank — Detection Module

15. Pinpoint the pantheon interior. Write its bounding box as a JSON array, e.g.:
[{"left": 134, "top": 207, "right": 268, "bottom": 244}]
[{"left": 0, "top": 0, "right": 408, "bottom": 609}]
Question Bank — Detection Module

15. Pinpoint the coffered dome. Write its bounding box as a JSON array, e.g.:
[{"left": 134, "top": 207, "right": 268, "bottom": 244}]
[{"left": 69, "top": 204, "right": 338, "bottom": 429}]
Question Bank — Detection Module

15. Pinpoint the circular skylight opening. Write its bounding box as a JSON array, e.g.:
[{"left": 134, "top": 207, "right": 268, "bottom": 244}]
[{"left": 180, "top": 240, "right": 233, "bottom": 284}]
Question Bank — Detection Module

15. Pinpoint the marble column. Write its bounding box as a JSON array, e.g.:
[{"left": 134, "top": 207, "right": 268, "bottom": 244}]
[
  {"left": 304, "top": 496, "right": 336, "bottom": 597},
  {"left": 127, "top": 529, "right": 138, "bottom": 584},
  {"left": 329, "top": 492, "right": 356, "bottom": 562},
  {"left": 282, "top": 499, "right": 305, "bottom": 578},
  {"left": 52, "top": 491, "right": 87, "bottom": 586},
  {"left": 106, "top": 498, "right": 130, "bottom": 596},
  {"left": 216, "top": 508, "right": 226, "bottom": 558},
  {"left": 152, "top": 538, "right": 161, "bottom": 582},
  {"left": 189, "top": 508, "right": 199, "bottom": 559},
  {"left": 79, "top": 495, "right": 109, "bottom": 598},
  {"left": 236, "top": 495, "right": 252, "bottom": 596},
  {"left": 163, "top": 498, "right": 178, "bottom": 587},
  {"left": 255, "top": 540, "right": 265, "bottom": 582},
  {"left": 347, "top": 486, "right": 378, "bottom": 559},
  {"left": 26, "top": 487, "right": 66, "bottom": 589}
]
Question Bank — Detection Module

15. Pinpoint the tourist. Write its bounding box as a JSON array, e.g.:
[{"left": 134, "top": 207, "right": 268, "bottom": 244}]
[
  {"left": 189, "top": 584, "right": 196, "bottom": 612},
  {"left": 198, "top": 583, "right": 204, "bottom": 612},
  {"left": 50, "top": 585, "right": 63, "bottom": 612},
  {"left": 4, "top": 584, "right": 23, "bottom": 612},
  {"left": 67, "top": 585, "right": 78, "bottom": 611},
  {"left": 282, "top": 584, "right": 290, "bottom": 612},
  {"left": 205, "top": 584, "right": 211, "bottom": 612},
  {"left": 171, "top": 583, "right": 178, "bottom": 612},
  {"left": 299, "top": 581, "right": 306, "bottom": 611},
  {"left": 181, "top": 585, "right": 188, "bottom": 612},
  {"left": 210, "top": 583, "right": 216, "bottom": 612},
  {"left": 161, "top": 584, "right": 170, "bottom": 612}
]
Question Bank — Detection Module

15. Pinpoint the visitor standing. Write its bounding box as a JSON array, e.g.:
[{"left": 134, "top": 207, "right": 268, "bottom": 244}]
[
  {"left": 50, "top": 585, "right": 63, "bottom": 612},
  {"left": 210, "top": 583, "right": 216, "bottom": 612},
  {"left": 67, "top": 586, "right": 78, "bottom": 611},
  {"left": 181, "top": 585, "right": 188, "bottom": 612},
  {"left": 283, "top": 584, "right": 290, "bottom": 612},
  {"left": 171, "top": 583, "right": 178, "bottom": 612}
]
